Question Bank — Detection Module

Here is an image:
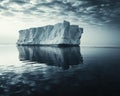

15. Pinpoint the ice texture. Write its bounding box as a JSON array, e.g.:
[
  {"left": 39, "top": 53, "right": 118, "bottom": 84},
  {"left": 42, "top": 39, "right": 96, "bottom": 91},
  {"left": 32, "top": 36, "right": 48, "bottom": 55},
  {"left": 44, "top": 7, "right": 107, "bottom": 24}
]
[{"left": 17, "top": 21, "right": 83, "bottom": 46}]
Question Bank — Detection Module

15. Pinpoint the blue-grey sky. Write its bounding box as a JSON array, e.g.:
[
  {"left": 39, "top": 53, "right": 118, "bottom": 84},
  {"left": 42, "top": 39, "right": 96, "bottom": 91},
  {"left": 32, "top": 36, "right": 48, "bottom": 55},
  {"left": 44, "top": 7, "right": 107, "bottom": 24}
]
[{"left": 0, "top": 0, "right": 120, "bottom": 46}]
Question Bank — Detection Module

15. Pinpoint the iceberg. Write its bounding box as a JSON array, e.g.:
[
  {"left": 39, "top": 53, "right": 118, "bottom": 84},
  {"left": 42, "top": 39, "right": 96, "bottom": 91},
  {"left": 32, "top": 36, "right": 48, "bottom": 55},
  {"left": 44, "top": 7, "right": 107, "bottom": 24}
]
[{"left": 17, "top": 20, "right": 83, "bottom": 46}]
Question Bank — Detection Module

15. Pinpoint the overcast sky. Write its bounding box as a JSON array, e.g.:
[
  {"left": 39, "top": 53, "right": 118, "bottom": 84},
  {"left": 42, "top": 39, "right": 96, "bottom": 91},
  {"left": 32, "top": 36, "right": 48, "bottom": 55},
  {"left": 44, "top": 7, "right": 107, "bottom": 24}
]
[{"left": 0, "top": 0, "right": 120, "bottom": 46}]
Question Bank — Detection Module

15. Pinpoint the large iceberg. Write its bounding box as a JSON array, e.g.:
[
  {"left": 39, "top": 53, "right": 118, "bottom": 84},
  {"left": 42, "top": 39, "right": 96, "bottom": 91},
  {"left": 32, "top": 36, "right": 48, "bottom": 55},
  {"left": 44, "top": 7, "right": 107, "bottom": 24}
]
[{"left": 17, "top": 20, "right": 83, "bottom": 46}]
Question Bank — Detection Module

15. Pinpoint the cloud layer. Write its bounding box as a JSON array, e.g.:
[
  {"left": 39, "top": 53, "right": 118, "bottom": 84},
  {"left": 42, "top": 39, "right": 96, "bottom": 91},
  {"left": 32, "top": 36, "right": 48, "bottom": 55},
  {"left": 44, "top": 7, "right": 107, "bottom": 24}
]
[{"left": 0, "top": 0, "right": 120, "bottom": 25}]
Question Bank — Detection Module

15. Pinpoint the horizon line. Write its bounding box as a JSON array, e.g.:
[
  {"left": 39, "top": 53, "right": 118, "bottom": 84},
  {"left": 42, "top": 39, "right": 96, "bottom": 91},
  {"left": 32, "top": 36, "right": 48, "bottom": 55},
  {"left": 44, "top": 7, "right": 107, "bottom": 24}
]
[{"left": 0, "top": 43, "right": 120, "bottom": 48}]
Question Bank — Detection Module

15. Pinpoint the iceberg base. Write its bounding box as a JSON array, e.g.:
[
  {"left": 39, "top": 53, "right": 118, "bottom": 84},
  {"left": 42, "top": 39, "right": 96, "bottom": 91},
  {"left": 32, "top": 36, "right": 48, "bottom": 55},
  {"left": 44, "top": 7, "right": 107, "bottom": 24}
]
[{"left": 17, "top": 44, "right": 79, "bottom": 47}]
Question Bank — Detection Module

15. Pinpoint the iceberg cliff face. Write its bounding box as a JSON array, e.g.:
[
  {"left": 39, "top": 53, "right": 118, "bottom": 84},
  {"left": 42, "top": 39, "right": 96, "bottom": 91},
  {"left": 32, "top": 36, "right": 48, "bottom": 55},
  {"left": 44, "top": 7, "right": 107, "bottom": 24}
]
[{"left": 17, "top": 21, "right": 83, "bottom": 46}]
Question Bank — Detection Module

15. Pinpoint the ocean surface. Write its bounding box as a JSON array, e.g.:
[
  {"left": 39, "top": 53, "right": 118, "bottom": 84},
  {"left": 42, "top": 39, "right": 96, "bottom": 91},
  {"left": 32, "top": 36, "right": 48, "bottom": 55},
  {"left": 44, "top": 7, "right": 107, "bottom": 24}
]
[{"left": 0, "top": 45, "right": 120, "bottom": 96}]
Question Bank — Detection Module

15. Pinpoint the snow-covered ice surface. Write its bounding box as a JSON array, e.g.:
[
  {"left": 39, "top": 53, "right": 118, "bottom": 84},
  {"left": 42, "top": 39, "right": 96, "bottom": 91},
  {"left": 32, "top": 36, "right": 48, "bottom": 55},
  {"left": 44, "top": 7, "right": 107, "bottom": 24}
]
[{"left": 17, "top": 21, "right": 83, "bottom": 46}]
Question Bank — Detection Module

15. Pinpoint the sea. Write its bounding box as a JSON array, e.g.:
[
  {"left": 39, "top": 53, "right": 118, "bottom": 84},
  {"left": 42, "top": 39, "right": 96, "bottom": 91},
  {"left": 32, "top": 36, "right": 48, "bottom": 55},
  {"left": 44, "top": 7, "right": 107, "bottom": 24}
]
[{"left": 0, "top": 45, "right": 120, "bottom": 96}]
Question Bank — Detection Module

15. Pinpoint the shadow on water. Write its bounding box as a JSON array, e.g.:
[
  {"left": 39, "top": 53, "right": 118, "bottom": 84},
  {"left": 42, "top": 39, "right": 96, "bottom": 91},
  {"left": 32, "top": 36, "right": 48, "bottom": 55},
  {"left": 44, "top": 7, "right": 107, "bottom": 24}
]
[{"left": 17, "top": 46, "right": 83, "bottom": 70}]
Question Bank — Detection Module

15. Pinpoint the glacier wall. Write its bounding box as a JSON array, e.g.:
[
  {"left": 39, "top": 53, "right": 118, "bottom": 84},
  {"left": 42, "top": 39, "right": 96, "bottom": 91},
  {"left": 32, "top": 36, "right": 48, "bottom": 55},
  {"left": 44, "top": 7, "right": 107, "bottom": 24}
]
[{"left": 17, "top": 21, "right": 83, "bottom": 46}]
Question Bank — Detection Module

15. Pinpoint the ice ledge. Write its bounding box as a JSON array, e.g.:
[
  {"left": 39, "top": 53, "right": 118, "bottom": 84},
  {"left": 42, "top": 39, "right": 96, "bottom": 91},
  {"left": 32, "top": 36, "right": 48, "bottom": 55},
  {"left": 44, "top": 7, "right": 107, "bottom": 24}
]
[{"left": 17, "top": 20, "right": 83, "bottom": 46}]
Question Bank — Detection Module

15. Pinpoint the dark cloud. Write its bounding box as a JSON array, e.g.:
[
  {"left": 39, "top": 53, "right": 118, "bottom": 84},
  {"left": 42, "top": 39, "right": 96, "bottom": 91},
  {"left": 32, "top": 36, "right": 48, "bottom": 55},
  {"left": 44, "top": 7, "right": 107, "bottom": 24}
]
[
  {"left": 0, "top": 0, "right": 120, "bottom": 25},
  {"left": 0, "top": 5, "right": 8, "bottom": 10},
  {"left": 0, "top": 0, "right": 4, "bottom": 2},
  {"left": 9, "top": 0, "right": 28, "bottom": 4}
]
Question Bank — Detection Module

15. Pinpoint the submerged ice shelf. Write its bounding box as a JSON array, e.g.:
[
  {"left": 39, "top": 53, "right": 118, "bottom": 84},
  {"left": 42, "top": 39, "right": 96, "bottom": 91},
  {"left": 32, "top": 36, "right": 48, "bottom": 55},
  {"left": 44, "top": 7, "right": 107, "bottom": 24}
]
[{"left": 17, "top": 21, "right": 83, "bottom": 46}]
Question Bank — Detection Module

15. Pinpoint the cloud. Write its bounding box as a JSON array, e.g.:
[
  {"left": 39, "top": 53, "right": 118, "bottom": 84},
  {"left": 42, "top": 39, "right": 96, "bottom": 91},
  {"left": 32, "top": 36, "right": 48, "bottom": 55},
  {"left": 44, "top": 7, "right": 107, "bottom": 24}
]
[
  {"left": 0, "top": 0, "right": 120, "bottom": 25},
  {"left": 9, "top": 0, "right": 28, "bottom": 4}
]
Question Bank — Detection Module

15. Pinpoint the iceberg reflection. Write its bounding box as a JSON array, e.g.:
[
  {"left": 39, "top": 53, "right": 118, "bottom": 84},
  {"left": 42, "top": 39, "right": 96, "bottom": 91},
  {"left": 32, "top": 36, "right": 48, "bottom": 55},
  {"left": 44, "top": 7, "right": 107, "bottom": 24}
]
[{"left": 17, "top": 46, "right": 83, "bottom": 69}]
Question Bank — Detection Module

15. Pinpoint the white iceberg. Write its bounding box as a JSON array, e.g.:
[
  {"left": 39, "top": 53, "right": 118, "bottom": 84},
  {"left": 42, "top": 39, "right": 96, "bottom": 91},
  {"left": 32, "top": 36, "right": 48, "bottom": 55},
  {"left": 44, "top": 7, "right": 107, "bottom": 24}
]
[{"left": 17, "top": 20, "right": 83, "bottom": 46}]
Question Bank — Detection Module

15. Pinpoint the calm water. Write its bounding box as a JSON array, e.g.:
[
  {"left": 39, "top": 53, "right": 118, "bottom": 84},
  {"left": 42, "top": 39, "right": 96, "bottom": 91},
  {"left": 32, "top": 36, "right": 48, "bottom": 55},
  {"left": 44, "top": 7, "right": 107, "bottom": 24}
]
[{"left": 0, "top": 45, "right": 120, "bottom": 96}]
